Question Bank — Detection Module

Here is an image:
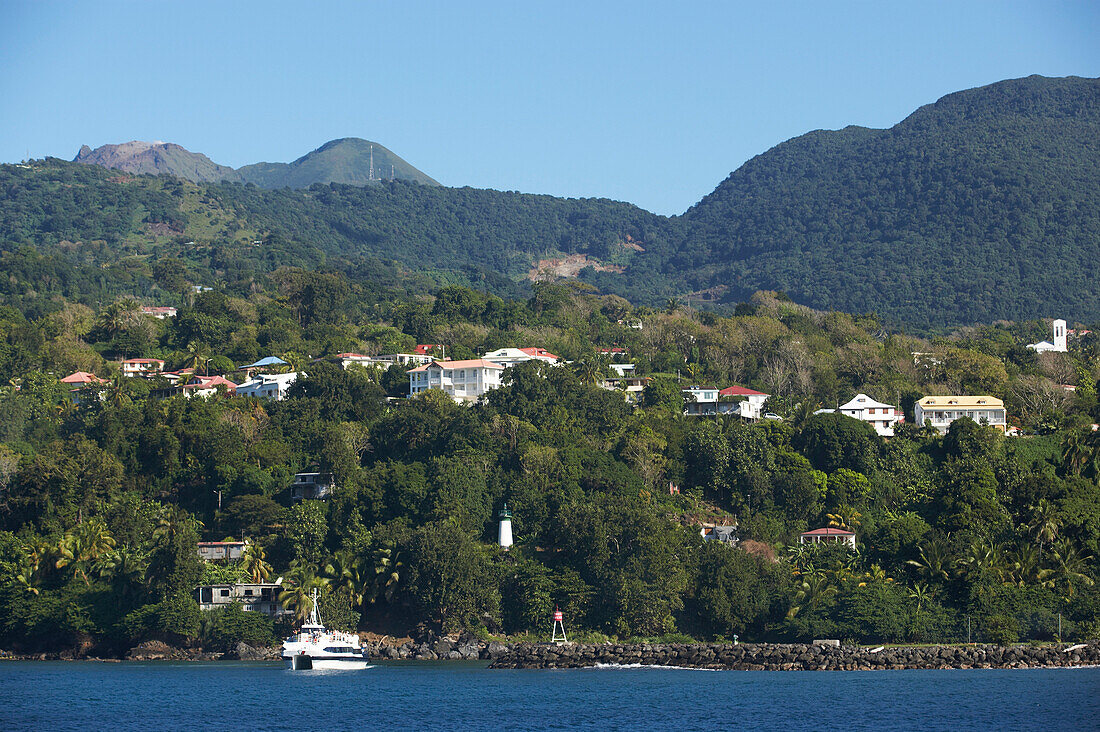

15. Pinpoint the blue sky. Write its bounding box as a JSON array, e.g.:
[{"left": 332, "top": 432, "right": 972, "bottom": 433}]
[{"left": 1, "top": 1, "right": 1097, "bottom": 215}]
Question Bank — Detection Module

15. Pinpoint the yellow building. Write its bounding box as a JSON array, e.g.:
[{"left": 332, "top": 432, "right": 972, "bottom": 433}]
[{"left": 914, "top": 396, "right": 1007, "bottom": 434}]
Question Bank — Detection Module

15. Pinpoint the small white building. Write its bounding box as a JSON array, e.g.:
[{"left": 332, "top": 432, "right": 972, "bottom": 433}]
[
  {"left": 335, "top": 353, "right": 383, "bottom": 370},
  {"left": 914, "top": 395, "right": 1007, "bottom": 434},
  {"left": 374, "top": 353, "right": 434, "bottom": 367},
  {"left": 838, "top": 393, "right": 902, "bottom": 436},
  {"left": 800, "top": 527, "right": 856, "bottom": 549},
  {"left": 236, "top": 371, "right": 300, "bottom": 401},
  {"left": 141, "top": 306, "right": 177, "bottom": 319},
  {"left": 408, "top": 359, "right": 505, "bottom": 402},
  {"left": 1028, "top": 319, "right": 1068, "bottom": 353},
  {"left": 719, "top": 385, "right": 770, "bottom": 420},
  {"left": 121, "top": 358, "right": 166, "bottom": 378},
  {"left": 482, "top": 347, "right": 560, "bottom": 367},
  {"left": 290, "top": 472, "right": 334, "bottom": 501},
  {"left": 683, "top": 385, "right": 721, "bottom": 416},
  {"left": 609, "top": 364, "right": 635, "bottom": 377}
]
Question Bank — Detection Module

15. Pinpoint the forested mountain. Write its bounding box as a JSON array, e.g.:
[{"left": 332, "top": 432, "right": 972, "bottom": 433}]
[
  {"left": 73, "top": 141, "right": 241, "bottom": 183},
  {"left": 237, "top": 138, "right": 439, "bottom": 188},
  {"left": 675, "top": 75, "right": 1100, "bottom": 326},
  {"left": 27, "top": 75, "right": 1100, "bottom": 328}
]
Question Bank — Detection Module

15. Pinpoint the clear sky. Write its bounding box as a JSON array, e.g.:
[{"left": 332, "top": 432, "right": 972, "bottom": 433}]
[{"left": 1, "top": 1, "right": 1098, "bottom": 215}]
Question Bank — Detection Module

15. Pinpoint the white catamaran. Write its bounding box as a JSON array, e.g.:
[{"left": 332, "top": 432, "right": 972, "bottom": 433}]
[{"left": 281, "top": 589, "right": 371, "bottom": 670}]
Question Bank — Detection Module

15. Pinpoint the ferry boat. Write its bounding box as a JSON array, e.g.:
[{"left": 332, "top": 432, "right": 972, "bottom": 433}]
[{"left": 281, "top": 589, "right": 370, "bottom": 670}]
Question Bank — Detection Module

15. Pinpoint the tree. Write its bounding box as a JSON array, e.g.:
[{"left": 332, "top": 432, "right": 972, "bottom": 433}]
[
  {"left": 240, "top": 542, "right": 272, "bottom": 584},
  {"left": 401, "top": 521, "right": 499, "bottom": 632}
]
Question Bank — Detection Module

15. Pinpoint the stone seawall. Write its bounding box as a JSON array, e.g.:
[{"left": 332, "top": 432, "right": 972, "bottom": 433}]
[{"left": 488, "top": 641, "right": 1100, "bottom": 671}]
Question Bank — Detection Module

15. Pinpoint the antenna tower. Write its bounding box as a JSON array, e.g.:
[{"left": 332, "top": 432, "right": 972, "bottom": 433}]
[{"left": 369, "top": 144, "right": 375, "bottom": 181}]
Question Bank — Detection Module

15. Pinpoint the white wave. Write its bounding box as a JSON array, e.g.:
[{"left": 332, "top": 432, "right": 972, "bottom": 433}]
[{"left": 589, "top": 663, "right": 720, "bottom": 671}]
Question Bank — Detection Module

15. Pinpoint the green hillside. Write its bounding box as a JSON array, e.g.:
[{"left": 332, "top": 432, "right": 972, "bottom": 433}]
[
  {"left": 11, "top": 76, "right": 1100, "bottom": 328},
  {"left": 669, "top": 75, "right": 1100, "bottom": 326},
  {"left": 237, "top": 138, "right": 440, "bottom": 188}
]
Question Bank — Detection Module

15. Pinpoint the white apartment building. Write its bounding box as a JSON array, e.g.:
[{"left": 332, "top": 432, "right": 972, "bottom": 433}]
[
  {"left": 236, "top": 371, "right": 300, "bottom": 401},
  {"left": 408, "top": 359, "right": 505, "bottom": 402},
  {"left": 839, "top": 393, "right": 902, "bottom": 436},
  {"left": 914, "top": 395, "right": 1007, "bottom": 434}
]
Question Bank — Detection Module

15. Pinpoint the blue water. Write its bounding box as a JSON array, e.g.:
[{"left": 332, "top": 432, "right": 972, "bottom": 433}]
[{"left": 3, "top": 661, "right": 1098, "bottom": 731}]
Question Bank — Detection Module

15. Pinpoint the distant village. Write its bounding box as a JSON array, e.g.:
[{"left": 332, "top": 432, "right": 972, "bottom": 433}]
[{"left": 59, "top": 311, "right": 1083, "bottom": 444}]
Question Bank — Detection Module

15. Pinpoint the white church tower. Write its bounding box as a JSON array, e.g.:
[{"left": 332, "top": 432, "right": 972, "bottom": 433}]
[
  {"left": 498, "top": 504, "right": 513, "bottom": 549},
  {"left": 1052, "top": 319, "right": 1068, "bottom": 352}
]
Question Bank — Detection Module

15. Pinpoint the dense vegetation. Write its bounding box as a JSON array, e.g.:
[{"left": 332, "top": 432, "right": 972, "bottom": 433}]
[
  {"left": 677, "top": 75, "right": 1100, "bottom": 326},
  {"left": 0, "top": 261, "right": 1099, "bottom": 653},
  {"left": 11, "top": 75, "right": 1099, "bottom": 329}
]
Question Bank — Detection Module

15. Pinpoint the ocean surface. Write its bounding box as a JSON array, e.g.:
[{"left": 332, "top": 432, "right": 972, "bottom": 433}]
[{"left": 4, "top": 660, "right": 1099, "bottom": 731}]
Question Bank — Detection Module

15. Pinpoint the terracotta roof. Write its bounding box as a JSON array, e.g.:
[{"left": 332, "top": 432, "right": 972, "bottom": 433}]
[
  {"left": 519, "top": 347, "right": 559, "bottom": 360},
  {"left": 801, "top": 527, "right": 855, "bottom": 537},
  {"left": 415, "top": 344, "right": 444, "bottom": 355},
  {"left": 409, "top": 359, "right": 505, "bottom": 373},
  {"left": 60, "top": 371, "right": 108, "bottom": 384},
  {"left": 122, "top": 358, "right": 165, "bottom": 365},
  {"left": 335, "top": 353, "right": 372, "bottom": 359},
  {"left": 720, "top": 385, "right": 769, "bottom": 397}
]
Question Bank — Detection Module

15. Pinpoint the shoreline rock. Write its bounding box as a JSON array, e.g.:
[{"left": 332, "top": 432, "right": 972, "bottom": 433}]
[{"left": 487, "top": 641, "right": 1100, "bottom": 671}]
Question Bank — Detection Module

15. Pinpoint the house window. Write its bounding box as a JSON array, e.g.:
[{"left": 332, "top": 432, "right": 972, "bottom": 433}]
[
  {"left": 244, "top": 589, "right": 254, "bottom": 596},
  {"left": 219, "top": 589, "right": 230, "bottom": 597}
]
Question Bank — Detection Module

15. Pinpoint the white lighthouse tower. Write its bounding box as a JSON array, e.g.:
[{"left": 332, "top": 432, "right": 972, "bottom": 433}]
[{"left": 498, "top": 504, "right": 513, "bottom": 549}]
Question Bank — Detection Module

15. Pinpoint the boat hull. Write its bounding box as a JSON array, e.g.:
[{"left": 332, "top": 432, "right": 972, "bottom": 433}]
[{"left": 285, "top": 655, "right": 371, "bottom": 671}]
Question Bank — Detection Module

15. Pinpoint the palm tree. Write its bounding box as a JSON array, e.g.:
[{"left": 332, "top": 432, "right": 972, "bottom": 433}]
[
  {"left": 324, "top": 549, "right": 368, "bottom": 613},
  {"left": 907, "top": 540, "right": 952, "bottom": 583},
  {"left": 369, "top": 544, "right": 404, "bottom": 604},
  {"left": 1029, "top": 498, "right": 1060, "bottom": 560},
  {"left": 908, "top": 583, "right": 933, "bottom": 612},
  {"left": 1006, "top": 543, "right": 1048, "bottom": 587},
  {"left": 1045, "top": 539, "right": 1095, "bottom": 600},
  {"left": 279, "top": 563, "right": 327, "bottom": 623},
  {"left": 1061, "top": 429, "right": 1090, "bottom": 476},
  {"left": 185, "top": 342, "right": 210, "bottom": 376},
  {"left": 99, "top": 298, "right": 141, "bottom": 338},
  {"left": 955, "top": 539, "right": 1008, "bottom": 584},
  {"left": 786, "top": 573, "right": 836, "bottom": 618},
  {"left": 826, "top": 509, "right": 862, "bottom": 533},
  {"left": 240, "top": 542, "right": 272, "bottom": 584},
  {"left": 56, "top": 518, "right": 117, "bottom": 585}
]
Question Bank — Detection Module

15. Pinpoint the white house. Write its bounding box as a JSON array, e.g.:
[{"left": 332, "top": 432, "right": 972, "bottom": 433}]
[
  {"left": 800, "top": 527, "right": 856, "bottom": 549},
  {"left": 335, "top": 352, "right": 383, "bottom": 370},
  {"left": 290, "top": 472, "right": 334, "bottom": 501},
  {"left": 141, "top": 306, "right": 177, "bottom": 319},
  {"left": 914, "top": 395, "right": 1007, "bottom": 434},
  {"left": 374, "top": 353, "right": 434, "bottom": 367},
  {"left": 1028, "top": 319, "right": 1068, "bottom": 353},
  {"left": 719, "top": 385, "right": 770, "bottom": 420},
  {"left": 408, "top": 359, "right": 505, "bottom": 402},
  {"left": 482, "top": 347, "right": 560, "bottom": 367},
  {"left": 121, "top": 358, "right": 166, "bottom": 378},
  {"left": 609, "top": 364, "right": 635, "bottom": 377},
  {"left": 839, "top": 393, "right": 902, "bottom": 436},
  {"left": 236, "top": 371, "right": 300, "bottom": 401},
  {"left": 683, "top": 385, "right": 721, "bottom": 416}
]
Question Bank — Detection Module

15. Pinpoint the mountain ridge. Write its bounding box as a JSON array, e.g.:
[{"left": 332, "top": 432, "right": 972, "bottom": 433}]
[{"left": 73, "top": 137, "right": 438, "bottom": 189}]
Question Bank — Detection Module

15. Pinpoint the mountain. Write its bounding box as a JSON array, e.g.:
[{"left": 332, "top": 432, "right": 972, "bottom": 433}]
[
  {"left": 667, "top": 75, "right": 1100, "bottom": 326},
  {"left": 23, "top": 75, "right": 1100, "bottom": 327},
  {"left": 73, "top": 141, "right": 240, "bottom": 183},
  {"left": 237, "top": 138, "right": 439, "bottom": 188},
  {"left": 73, "top": 137, "right": 438, "bottom": 190}
]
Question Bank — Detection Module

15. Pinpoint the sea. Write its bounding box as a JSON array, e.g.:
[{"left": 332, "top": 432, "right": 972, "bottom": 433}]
[{"left": 4, "top": 661, "right": 1099, "bottom": 731}]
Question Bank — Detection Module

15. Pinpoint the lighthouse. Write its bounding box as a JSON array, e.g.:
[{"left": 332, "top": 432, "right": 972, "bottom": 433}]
[{"left": 498, "top": 503, "right": 513, "bottom": 549}]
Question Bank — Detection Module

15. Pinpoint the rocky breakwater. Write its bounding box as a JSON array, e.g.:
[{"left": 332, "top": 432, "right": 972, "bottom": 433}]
[
  {"left": 365, "top": 636, "right": 513, "bottom": 661},
  {"left": 488, "top": 641, "right": 1100, "bottom": 671}
]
